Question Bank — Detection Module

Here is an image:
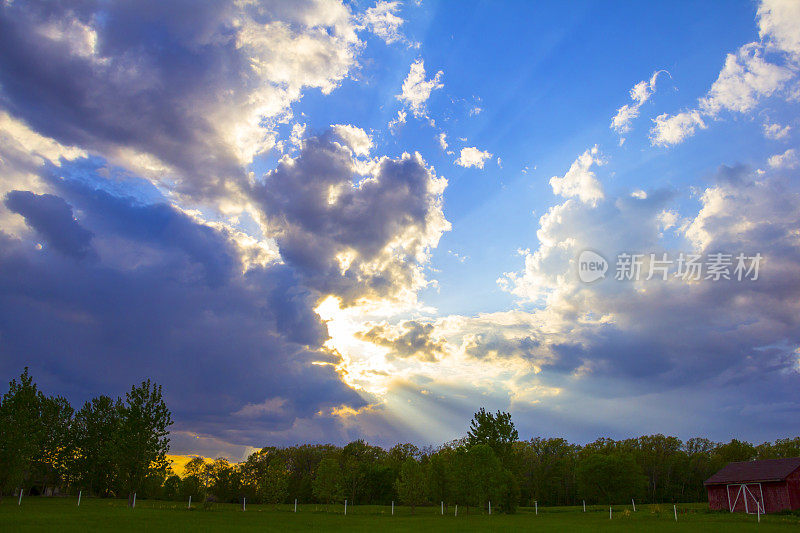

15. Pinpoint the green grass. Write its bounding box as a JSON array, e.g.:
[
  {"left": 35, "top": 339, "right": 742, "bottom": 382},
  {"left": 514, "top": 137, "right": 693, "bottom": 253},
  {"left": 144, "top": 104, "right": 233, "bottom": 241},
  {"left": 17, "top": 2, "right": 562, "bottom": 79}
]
[{"left": 2, "top": 497, "right": 799, "bottom": 531}]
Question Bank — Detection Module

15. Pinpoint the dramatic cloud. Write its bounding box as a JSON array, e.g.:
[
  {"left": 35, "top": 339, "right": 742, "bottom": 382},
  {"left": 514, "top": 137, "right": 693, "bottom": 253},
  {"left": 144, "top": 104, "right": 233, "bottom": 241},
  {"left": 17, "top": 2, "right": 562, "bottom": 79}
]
[
  {"left": 0, "top": 0, "right": 363, "bottom": 202},
  {"left": 252, "top": 133, "right": 450, "bottom": 305},
  {"left": 397, "top": 59, "right": 443, "bottom": 118},
  {"left": 455, "top": 146, "right": 492, "bottom": 169},
  {"left": 548, "top": 146, "right": 605, "bottom": 206}
]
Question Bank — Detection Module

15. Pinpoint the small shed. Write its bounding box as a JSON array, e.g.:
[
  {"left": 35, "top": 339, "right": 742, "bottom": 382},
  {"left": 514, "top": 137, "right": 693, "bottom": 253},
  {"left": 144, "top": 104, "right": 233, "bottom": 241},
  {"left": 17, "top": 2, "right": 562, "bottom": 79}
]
[{"left": 705, "top": 457, "right": 800, "bottom": 514}]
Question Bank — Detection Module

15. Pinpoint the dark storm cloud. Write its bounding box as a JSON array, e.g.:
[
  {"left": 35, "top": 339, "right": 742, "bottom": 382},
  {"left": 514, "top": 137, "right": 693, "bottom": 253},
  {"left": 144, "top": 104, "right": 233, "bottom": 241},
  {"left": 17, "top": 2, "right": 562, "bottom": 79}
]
[
  {"left": 0, "top": 172, "right": 365, "bottom": 448},
  {"left": 4, "top": 190, "right": 94, "bottom": 258}
]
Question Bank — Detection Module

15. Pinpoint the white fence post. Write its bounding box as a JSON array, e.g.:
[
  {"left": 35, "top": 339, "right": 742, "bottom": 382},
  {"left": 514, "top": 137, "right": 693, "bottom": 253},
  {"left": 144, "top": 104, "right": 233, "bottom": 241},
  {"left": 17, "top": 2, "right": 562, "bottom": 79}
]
[
  {"left": 132, "top": 493, "right": 136, "bottom": 509},
  {"left": 18, "top": 489, "right": 23, "bottom": 506},
  {"left": 242, "top": 497, "right": 246, "bottom": 511},
  {"left": 609, "top": 506, "right": 612, "bottom": 520},
  {"left": 391, "top": 501, "right": 394, "bottom": 515},
  {"left": 78, "top": 490, "right": 82, "bottom": 507},
  {"left": 632, "top": 498, "right": 636, "bottom": 512},
  {"left": 674, "top": 504, "right": 677, "bottom": 522},
  {"left": 345, "top": 499, "right": 347, "bottom": 515},
  {"left": 455, "top": 504, "right": 458, "bottom": 516},
  {"left": 489, "top": 500, "right": 491, "bottom": 515},
  {"left": 583, "top": 500, "right": 586, "bottom": 512},
  {"left": 441, "top": 501, "right": 443, "bottom": 515},
  {"left": 535, "top": 500, "right": 538, "bottom": 515}
]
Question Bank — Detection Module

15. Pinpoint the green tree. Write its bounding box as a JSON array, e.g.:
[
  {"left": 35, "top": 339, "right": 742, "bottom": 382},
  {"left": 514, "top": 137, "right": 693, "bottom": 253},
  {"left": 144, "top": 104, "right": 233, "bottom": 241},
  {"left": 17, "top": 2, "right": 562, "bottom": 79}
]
[
  {"left": 0, "top": 368, "right": 43, "bottom": 498},
  {"left": 466, "top": 408, "right": 518, "bottom": 463},
  {"left": 73, "top": 395, "right": 122, "bottom": 496},
  {"left": 116, "top": 380, "right": 172, "bottom": 506},
  {"left": 313, "top": 457, "right": 342, "bottom": 508},
  {"left": 576, "top": 451, "right": 647, "bottom": 504},
  {"left": 34, "top": 394, "right": 74, "bottom": 495},
  {"left": 395, "top": 458, "right": 426, "bottom": 513},
  {"left": 260, "top": 457, "right": 289, "bottom": 507}
]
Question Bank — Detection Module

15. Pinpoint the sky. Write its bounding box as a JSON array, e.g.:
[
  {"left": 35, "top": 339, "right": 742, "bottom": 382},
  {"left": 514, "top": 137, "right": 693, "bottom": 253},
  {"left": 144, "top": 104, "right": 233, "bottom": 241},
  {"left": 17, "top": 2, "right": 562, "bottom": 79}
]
[{"left": 0, "top": 0, "right": 799, "bottom": 461}]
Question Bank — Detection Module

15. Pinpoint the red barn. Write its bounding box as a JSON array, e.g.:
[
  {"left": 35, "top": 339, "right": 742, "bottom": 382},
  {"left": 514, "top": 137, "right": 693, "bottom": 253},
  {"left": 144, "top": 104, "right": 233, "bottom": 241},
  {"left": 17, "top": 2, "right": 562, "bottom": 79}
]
[{"left": 705, "top": 458, "right": 800, "bottom": 514}]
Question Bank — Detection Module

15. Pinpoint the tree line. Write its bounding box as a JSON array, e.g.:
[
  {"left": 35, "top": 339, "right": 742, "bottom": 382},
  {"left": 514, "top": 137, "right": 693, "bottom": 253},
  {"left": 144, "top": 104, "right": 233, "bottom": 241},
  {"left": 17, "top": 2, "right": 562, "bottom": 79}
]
[{"left": 1, "top": 370, "right": 798, "bottom": 511}]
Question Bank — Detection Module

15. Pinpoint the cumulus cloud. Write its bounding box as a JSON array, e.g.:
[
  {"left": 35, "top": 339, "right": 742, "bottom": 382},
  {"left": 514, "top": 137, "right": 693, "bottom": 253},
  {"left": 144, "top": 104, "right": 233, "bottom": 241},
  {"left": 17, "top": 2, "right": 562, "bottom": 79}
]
[
  {"left": 548, "top": 146, "right": 605, "bottom": 206},
  {"left": 358, "top": 320, "right": 447, "bottom": 362},
  {"left": 767, "top": 148, "right": 799, "bottom": 169},
  {"left": 252, "top": 132, "right": 450, "bottom": 305},
  {"left": 396, "top": 59, "right": 443, "bottom": 118},
  {"left": 650, "top": 1, "right": 800, "bottom": 146},
  {"left": 455, "top": 146, "right": 492, "bottom": 169},
  {"left": 330, "top": 124, "right": 373, "bottom": 156},
  {"left": 611, "top": 70, "right": 669, "bottom": 135},
  {"left": 650, "top": 111, "right": 707, "bottom": 146},
  {"left": 501, "top": 164, "right": 800, "bottom": 407}
]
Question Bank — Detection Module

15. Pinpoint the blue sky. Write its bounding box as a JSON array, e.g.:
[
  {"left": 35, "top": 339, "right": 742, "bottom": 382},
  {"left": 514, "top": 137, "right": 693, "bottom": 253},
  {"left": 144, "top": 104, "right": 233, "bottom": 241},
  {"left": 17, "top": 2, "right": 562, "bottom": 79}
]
[{"left": 0, "top": 0, "right": 799, "bottom": 460}]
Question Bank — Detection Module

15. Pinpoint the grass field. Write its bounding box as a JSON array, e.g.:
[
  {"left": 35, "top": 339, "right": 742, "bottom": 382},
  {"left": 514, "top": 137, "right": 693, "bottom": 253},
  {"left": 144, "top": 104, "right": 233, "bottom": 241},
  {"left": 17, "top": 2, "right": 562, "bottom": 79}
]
[{"left": 2, "top": 497, "right": 799, "bottom": 531}]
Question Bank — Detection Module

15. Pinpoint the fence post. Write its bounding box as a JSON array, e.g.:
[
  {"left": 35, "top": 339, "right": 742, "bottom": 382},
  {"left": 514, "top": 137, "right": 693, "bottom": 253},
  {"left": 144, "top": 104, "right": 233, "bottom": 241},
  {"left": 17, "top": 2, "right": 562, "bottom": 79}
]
[
  {"left": 609, "top": 506, "right": 612, "bottom": 520},
  {"left": 188, "top": 495, "right": 191, "bottom": 509},
  {"left": 535, "top": 500, "right": 538, "bottom": 515},
  {"left": 674, "top": 504, "right": 677, "bottom": 522},
  {"left": 132, "top": 493, "right": 136, "bottom": 509},
  {"left": 455, "top": 504, "right": 458, "bottom": 516},
  {"left": 18, "top": 489, "right": 23, "bottom": 506},
  {"left": 345, "top": 499, "right": 347, "bottom": 515},
  {"left": 78, "top": 490, "right": 82, "bottom": 507},
  {"left": 242, "top": 497, "right": 246, "bottom": 511},
  {"left": 391, "top": 501, "right": 394, "bottom": 515},
  {"left": 583, "top": 500, "right": 586, "bottom": 512},
  {"left": 489, "top": 500, "right": 491, "bottom": 515},
  {"left": 632, "top": 498, "right": 636, "bottom": 512}
]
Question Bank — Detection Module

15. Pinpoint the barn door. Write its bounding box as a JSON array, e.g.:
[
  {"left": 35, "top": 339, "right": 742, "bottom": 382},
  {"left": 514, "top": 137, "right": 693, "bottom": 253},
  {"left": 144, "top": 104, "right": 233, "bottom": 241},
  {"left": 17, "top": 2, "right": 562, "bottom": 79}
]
[{"left": 727, "top": 483, "right": 764, "bottom": 514}]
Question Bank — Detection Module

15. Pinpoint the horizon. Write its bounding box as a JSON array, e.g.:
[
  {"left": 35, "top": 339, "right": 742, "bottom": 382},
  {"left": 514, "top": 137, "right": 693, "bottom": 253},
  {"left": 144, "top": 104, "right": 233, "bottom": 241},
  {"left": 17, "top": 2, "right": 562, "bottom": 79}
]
[{"left": 1, "top": 0, "right": 799, "bottom": 464}]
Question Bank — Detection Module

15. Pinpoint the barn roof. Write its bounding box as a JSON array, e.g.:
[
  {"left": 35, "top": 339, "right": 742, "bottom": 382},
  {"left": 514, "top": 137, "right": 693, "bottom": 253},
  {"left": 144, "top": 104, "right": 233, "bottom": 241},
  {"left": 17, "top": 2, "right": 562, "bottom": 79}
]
[{"left": 705, "top": 458, "right": 800, "bottom": 485}]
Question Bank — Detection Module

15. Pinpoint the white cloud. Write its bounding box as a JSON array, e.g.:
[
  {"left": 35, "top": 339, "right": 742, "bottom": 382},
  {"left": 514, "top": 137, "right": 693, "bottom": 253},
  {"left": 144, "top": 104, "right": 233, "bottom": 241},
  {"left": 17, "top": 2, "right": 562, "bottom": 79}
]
[
  {"left": 698, "top": 43, "right": 794, "bottom": 115},
  {"left": 437, "top": 131, "right": 448, "bottom": 150},
  {"left": 388, "top": 109, "right": 407, "bottom": 134},
  {"left": 455, "top": 146, "right": 493, "bottom": 169},
  {"left": 331, "top": 124, "right": 372, "bottom": 156},
  {"left": 763, "top": 121, "right": 791, "bottom": 140},
  {"left": 650, "top": 110, "right": 707, "bottom": 146},
  {"left": 758, "top": 0, "right": 800, "bottom": 61},
  {"left": 360, "top": 1, "right": 406, "bottom": 45},
  {"left": 548, "top": 146, "right": 605, "bottom": 206},
  {"left": 767, "top": 148, "right": 799, "bottom": 168},
  {"left": 397, "top": 59, "right": 443, "bottom": 118},
  {"left": 649, "top": 1, "right": 800, "bottom": 147},
  {"left": 611, "top": 70, "right": 669, "bottom": 135}
]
